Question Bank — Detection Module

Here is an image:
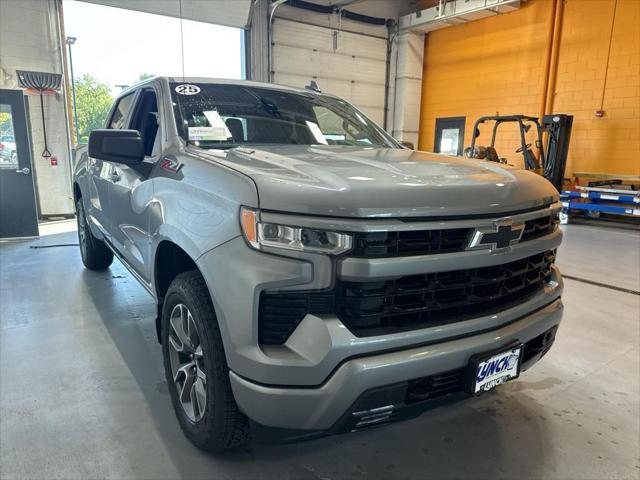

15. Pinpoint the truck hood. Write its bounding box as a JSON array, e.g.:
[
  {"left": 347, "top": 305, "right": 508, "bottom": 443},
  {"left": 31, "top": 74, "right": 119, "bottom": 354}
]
[{"left": 204, "top": 145, "right": 558, "bottom": 218}]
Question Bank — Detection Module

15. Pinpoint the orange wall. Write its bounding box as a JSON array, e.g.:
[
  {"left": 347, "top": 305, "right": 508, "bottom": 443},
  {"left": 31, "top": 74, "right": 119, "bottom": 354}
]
[
  {"left": 418, "top": 0, "right": 640, "bottom": 177},
  {"left": 554, "top": 0, "right": 639, "bottom": 176}
]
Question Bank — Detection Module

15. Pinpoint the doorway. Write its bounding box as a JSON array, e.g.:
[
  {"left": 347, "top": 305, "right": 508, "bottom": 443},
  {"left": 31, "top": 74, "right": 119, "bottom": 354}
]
[
  {"left": 434, "top": 116, "right": 465, "bottom": 156},
  {"left": 0, "top": 89, "right": 39, "bottom": 239}
]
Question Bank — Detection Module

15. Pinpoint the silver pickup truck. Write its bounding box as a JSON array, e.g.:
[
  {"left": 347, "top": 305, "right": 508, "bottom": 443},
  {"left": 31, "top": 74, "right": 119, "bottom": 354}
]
[{"left": 73, "top": 77, "right": 563, "bottom": 452}]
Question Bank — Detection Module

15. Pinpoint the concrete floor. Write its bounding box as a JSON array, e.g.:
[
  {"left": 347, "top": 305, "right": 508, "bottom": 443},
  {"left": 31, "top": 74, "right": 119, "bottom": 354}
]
[{"left": 1, "top": 221, "right": 639, "bottom": 480}]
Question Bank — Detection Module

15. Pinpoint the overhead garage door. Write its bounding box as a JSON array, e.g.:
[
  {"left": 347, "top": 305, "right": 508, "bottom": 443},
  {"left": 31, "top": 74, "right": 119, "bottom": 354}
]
[{"left": 271, "top": 18, "right": 387, "bottom": 126}]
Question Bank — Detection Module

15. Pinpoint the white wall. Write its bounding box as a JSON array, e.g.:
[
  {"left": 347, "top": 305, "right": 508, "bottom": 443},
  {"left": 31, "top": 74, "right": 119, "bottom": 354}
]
[{"left": 0, "top": 0, "right": 74, "bottom": 216}]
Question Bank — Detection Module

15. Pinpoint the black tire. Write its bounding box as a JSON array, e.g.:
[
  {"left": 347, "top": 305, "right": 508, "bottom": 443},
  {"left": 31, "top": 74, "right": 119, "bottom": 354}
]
[
  {"left": 76, "top": 198, "right": 113, "bottom": 270},
  {"left": 161, "top": 271, "right": 249, "bottom": 452}
]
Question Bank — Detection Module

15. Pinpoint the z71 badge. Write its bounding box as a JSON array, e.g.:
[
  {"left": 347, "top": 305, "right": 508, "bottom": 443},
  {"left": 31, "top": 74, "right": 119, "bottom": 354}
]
[{"left": 160, "top": 157, "right": 182, "bottom": 173}]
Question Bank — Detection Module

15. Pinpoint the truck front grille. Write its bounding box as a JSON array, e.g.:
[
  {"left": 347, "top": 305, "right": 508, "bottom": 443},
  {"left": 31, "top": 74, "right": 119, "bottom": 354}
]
[
  {"left": 259, "top": 250, "right": 556, "bottom": 344},
  {"left": 351, "top": 214, "right": 557, "bottom": 258},
  {"left": 351, "top": 228, "right": 472, "bottom": 258},
  {"left": 521, "top": 214, "right": 560, "bottom": 242},
  {"left": 337, "top": 250, "right": 555, "bottom": 336}
]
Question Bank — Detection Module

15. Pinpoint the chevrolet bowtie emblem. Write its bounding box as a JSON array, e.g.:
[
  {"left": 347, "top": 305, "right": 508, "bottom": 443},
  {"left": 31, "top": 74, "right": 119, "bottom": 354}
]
[{"left": 468, "top": 222, "right": 524, "bottom": 251}]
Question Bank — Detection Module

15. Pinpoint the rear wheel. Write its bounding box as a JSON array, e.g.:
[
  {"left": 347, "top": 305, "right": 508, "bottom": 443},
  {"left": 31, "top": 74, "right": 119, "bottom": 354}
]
[
  {"left": 76, "top": 198, "right": 113, "bottom": 270},
  {"left": 162, "top": 271, "right": 249, "bottom": 452}
]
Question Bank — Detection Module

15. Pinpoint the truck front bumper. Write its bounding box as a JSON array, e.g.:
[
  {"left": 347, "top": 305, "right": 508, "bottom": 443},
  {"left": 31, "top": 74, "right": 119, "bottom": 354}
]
[{"left": 229, "top": 297, "right": 562, "bottom": 431}]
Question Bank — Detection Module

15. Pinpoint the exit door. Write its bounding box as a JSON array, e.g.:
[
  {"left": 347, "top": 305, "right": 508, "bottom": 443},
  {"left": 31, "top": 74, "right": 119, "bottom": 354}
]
[
  {"left": 434, "top": 117, "right": 466, "bottom": 156},
  {"left": 0, "top": 89, "right": 39, "bottom": 238}
]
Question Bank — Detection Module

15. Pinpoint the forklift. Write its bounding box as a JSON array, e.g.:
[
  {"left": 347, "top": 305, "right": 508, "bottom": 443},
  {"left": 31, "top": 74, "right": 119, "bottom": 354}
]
[{"left": 464, "top": 114, "right": 573, "bottom": 192}]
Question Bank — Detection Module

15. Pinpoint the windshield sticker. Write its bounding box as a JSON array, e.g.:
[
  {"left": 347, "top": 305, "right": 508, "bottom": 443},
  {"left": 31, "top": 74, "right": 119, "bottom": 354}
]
[
  {"left": 305, "top": 121, "right": 328, "bottom": 145},
  {"left": 203, "top": 110, "right": 232, "bottom": 139},
  {"left": 175, "top": 84, "right": 201, "bottom": 95},
  {"left": 188, "top": 126, "right": 228, "bottom": 141}
]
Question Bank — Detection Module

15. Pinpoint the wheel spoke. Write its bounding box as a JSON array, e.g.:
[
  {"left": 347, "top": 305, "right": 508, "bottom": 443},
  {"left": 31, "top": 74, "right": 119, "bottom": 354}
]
[
  {"left": 194, "top": 346, "right": 206, "bottom": 381},
  {"left": 175, "top": 362, "right": 196, "bottom": 403},
  {"left": 186, "top": 311, "right": 199, "bottom": 350},
  {"left": 192, "top": 378, "right": 206, "bottom": 419},
  {"left": 170, "top": 305, "right": 192, "bottom": 352},
  {"left": 168, "top": 335, "right": 183, "bottom": 354},
  {"left": 173, "top": 362, "right": 192, "bottom": 384},
  {"left": 167, "top": 303, "right": 208, "bottom": 422}
]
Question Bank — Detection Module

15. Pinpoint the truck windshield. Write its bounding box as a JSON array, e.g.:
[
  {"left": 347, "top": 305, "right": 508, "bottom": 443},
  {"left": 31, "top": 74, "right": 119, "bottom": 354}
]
[{"left": 169, "top": 82, "right": 396, "bottom": 149}]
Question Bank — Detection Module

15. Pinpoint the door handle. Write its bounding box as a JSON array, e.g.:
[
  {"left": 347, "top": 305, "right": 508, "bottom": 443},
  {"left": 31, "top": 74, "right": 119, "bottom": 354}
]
[{"left": 15, "top": 167, "right": 30, "bottom": 175}]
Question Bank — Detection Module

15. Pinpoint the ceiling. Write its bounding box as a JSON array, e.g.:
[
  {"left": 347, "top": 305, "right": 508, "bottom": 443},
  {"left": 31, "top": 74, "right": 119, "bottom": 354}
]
[
  {"left": 76, "top": 0, "right": 253, "bottom": 28},
  {"left": 75, "top": 0, "right": 439, "bottom": 29},
  {"left": 301, "top": 0, "right": 439, "bottom": 20}
]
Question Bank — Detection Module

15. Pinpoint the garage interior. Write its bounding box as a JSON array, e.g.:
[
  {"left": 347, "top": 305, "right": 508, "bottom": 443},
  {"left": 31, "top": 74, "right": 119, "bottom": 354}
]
[{"left": 0, "top": 0, "right": 639, "bottom": 479}]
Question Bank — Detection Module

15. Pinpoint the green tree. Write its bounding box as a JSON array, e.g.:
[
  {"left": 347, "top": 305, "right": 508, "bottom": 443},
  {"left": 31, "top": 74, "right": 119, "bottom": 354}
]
[
  {"left": 74, "top": 74, "right": 113, "bottom": 143},
  {"left": 0, "top": 112, "right": 12, "bottom": 137},
  {"left": 137, "top": 72, "right": 155, "bottom": 81}
]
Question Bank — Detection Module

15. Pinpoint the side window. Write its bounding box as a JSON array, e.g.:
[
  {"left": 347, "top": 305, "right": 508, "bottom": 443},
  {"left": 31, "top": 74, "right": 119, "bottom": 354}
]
[
  {"left": 108, "top": 93, "right": 135, "bottom": 129},
  {"left": 128, "top": 89, "right": 160, "bottom": 157}
]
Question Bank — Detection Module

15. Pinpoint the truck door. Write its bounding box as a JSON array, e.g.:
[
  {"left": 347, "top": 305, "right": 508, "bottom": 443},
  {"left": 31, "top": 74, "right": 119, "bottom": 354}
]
[
  {"left": 87, "top": 92, "right": 135, "bottom": 240},
  {"left": 108, "top": 87, "right": 160, "bottom": 285}
]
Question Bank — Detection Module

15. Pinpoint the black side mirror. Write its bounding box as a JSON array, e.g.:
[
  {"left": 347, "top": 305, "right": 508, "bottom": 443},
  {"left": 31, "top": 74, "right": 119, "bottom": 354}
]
[
  {"left": 399, "top": 140, "right": 414, "bottom": 150},
  {"left": 474, "top": 128, "right": 481, "bottom": 138},
  {"left": 88, "top": 129, "right": 144, "bottom": 165}
]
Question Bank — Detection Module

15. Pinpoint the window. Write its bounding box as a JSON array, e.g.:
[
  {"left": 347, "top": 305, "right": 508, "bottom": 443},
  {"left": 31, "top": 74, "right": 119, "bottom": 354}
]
[
  {"left": 439, "top": 128, "right": 460, "bottom": 155},
  {"left": 108, "top": 93, "right": 135, "bottom": 129},
  {"left": 434, "top": 117, "right": 466, "bottom": 156},
  {"left": 169, "top": 83, "right": 395, "bottom": 149},
  {"left": 0, "top": 105, "right": 18, "bottom": 169},
  {"left": 128, "top": 89, "right": 160, "bottom": 157}
]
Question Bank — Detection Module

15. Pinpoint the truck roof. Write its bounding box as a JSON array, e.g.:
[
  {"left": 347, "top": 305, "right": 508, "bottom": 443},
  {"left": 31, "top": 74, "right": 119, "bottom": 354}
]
[{"left": 124, "top": 76, "right": 318, "bottom": 96}]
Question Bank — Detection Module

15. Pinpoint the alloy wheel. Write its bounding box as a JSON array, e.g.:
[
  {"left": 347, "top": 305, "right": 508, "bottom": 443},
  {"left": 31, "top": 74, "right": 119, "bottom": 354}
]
[
  {"left": 77, "top": 205, "right": 88, "bottom": 260},
  {"left": 168, "top": 303, "right": 207, "bottom": 422}
]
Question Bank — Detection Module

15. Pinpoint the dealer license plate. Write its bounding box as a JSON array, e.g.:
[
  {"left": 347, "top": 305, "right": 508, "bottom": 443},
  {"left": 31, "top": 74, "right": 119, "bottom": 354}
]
[{"left": 472, "top": 346, "right": 522, "bottom": 393}]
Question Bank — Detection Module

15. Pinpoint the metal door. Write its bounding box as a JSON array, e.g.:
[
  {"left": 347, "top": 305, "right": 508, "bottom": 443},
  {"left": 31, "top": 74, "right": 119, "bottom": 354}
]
[{"left": 0, "top": 89, "right": 39, "bottom": 238}]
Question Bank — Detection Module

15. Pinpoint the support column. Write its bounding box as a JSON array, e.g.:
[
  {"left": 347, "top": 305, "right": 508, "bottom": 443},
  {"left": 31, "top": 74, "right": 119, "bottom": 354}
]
[
  {"left": 388, "top": 31, "right": 424, "bottom": 147},
  {"left": 246, "top": 0, "right": 269, "bottom": 82}
]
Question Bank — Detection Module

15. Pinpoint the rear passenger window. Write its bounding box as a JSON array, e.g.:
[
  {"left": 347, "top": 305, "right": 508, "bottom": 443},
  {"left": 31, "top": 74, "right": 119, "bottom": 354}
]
[{"left": 108, "top": 93, "right": 135, "bottom": 129}]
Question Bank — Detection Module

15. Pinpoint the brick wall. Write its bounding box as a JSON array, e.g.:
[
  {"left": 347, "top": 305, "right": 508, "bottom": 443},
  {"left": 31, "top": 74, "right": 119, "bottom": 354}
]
[
  {"left": 553, "top": 0, "right": 639, "bottom": 176},
  {"left": 418, "top": 0, "right": 553, "bottom": 168},
  {"left": 418, "top": 0, "right": 640, "bottom": 177},
  {"left": 0, "top": 0, "right": 74, "bottom": 216}
]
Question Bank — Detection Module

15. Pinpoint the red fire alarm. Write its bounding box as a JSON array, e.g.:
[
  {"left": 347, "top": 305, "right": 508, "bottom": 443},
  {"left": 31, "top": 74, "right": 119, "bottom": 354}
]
[{"left": 50, "top": 157, "right": 58, "bottom": 167}]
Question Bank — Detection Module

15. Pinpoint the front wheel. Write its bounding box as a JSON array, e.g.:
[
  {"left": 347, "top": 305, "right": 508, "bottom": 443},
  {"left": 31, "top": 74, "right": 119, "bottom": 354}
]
[
  {"left": 162, "top": 271, "right": 249, "bottom": 452},
  {"left": 76, "top": 199, "right": 113, "bottom": 270}
]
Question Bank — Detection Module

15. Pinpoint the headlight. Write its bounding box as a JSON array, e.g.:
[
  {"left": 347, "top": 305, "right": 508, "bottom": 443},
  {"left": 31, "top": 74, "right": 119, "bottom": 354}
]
[{"left": 240, "top": 207, "right": 352, "bottom": 255}]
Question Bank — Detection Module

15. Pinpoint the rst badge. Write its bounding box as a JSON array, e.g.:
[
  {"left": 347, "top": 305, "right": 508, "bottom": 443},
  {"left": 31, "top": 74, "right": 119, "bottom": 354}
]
[{"left": 467, "top": 221, "right": 524, "bottom": 252}]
